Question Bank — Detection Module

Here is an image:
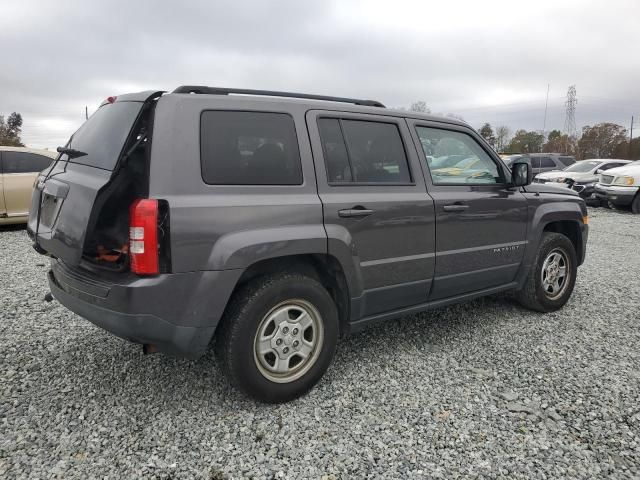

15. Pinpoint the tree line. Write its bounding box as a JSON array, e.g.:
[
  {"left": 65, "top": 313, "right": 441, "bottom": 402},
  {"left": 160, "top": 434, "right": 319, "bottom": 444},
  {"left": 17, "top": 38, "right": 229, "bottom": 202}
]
[
  {"left": 477, "top": 122, "right": 638, "bottom": 160},
  {"left": 407, "top": 101, "right": 638, "bottom": 160}
]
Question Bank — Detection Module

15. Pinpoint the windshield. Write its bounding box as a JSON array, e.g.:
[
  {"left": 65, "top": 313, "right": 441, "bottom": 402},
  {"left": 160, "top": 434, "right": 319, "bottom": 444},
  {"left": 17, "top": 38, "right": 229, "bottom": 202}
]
[
  {"left": 65, "top": 101, "right": 142, "bottom": 170},
  {"left": 564, "top": 160, "right": 600, "bottom": 173}
]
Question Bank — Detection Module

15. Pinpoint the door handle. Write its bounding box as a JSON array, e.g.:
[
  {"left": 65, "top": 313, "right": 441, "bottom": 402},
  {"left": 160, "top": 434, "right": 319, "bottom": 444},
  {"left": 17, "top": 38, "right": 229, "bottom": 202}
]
[
  {"left": 338, "top": 207, "right": 374, "bottom": 218},
  {"left": 442, "top": 204, "right": 469, "bottom": 212}
]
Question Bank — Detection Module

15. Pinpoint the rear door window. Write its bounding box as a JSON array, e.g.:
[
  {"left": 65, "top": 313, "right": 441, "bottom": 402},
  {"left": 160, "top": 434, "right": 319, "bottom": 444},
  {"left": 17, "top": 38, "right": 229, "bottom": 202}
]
[
  {"left": 318, "top": 118, "right": 411, "bottom": 184},
  {"left": 318, "top": 118, "right": 352, "bottom": 182},
  {"left": 2, "top": 151, "right": 53, "bottom": 173},
  {"left": 540, "top": 157, "right": 556, "bottom": 168},
  {"left": 558, "top": 156, "right": 576, "bottom": 167},
  {"left": 200, "top": 111, "right": 302, "bottom": 185}
]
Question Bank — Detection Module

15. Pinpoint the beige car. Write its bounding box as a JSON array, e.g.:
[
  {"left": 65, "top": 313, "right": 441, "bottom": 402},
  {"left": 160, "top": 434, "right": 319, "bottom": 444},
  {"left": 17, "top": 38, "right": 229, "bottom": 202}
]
[{"left": 1, "top": 147, "right": 57, "bottom": 225}]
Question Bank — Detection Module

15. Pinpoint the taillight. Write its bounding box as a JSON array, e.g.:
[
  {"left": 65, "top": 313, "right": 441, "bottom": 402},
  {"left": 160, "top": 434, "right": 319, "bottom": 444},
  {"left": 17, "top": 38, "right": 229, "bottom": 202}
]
[{"left": 129, "top": 199, "right": 159, "bottom": 275}]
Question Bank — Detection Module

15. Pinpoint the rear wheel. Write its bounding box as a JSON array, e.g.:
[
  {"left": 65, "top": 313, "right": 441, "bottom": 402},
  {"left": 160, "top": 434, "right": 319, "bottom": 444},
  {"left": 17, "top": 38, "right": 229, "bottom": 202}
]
[
  {"left": 515, "top": 232, "right": 577, "bottom": 312},
  {"left": 215, "top": 273, "right": 338, "bottom": 403}
]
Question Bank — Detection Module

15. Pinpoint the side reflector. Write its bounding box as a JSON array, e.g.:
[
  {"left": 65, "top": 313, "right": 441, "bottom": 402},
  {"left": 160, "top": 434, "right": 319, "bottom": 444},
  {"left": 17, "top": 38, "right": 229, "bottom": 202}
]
[
  {"left": 129, "top": 199, "right": 159, "bottom": 275},
  {"left": 582, "top": 215, "right": 589, "bottom": 225}
]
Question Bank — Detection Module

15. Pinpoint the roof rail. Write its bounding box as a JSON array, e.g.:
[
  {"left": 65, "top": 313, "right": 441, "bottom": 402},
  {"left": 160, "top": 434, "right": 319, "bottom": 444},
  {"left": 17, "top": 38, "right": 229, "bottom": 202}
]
[{"left": 172, "top": 85, "right": 385, "bottom": 108}]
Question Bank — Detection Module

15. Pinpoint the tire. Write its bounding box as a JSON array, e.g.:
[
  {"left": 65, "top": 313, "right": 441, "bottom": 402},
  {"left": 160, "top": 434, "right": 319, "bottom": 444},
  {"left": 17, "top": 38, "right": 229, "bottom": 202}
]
[
  {"left": 515, "top": 232, "right": 577, "bottom": 313},
  {"left": 632, "top": 194, "right": 640, "bottom": 215},
  {"left": 215, "top": 273, "right": 339, "bottom": 403}
]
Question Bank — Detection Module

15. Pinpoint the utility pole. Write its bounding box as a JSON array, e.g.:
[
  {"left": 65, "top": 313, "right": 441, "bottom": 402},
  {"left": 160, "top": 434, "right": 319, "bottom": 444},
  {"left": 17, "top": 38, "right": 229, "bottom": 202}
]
[
  {"left": 630, "top": 116, "right": 635, "bottom": 159},
  {"left": 85, "top": 106, "right": 88, "bottom": 120}
]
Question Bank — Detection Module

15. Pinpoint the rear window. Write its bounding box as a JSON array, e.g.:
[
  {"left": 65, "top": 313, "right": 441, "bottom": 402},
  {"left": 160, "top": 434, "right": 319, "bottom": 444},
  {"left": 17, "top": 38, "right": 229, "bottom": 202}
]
[
  {"left": 66, "top": 101, "right": 143, "bottom": 170},
  {"left": 558, "top": 156, "right": 576, "bottom": 167},
  {"left": 2, "top": 151, "right": 53, "bottom": 173},
  {"left": 200, "top": 111, "right": 302, "bottom": 185}
]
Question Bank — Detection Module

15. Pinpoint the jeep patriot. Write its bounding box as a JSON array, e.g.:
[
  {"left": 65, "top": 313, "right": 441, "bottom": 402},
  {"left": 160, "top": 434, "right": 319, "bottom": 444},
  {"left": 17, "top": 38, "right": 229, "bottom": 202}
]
[{"left": 28, "top": 86, "right": 589, "bottom": 402}]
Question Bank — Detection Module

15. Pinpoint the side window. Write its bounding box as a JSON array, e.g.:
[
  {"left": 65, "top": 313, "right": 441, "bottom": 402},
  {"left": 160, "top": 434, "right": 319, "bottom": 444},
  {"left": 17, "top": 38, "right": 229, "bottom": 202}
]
[
  {"left": 200, "top": 111, "right": 303, "bottom": 185},
  {"left": 318, "top": 118, "right": 411, "bottom": 184},
  {"left": 415, "top": 127, "right": 502, "bottom": 185},
  {"left": 530, "top": 157, "right": 541, "bottom": 169},
  {"left": 540, "top": 157, "right": 556, "bottom": 168},
  {"left": 2, "top": 152, "right": 52, "bottom": 173}
]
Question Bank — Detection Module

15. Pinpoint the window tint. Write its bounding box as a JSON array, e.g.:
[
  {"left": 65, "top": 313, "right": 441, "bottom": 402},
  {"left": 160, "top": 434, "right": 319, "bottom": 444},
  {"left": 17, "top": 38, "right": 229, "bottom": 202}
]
[
  {"left": 318, "top": 119, "right": 352, "bottom": 182},
  {"left": 318, "top": 119, "right": 411, "bottom": 184},
  {"left": 200, "top": 111, "right": 302, "bottom": 185},
  {"left": 600, "top": 162, "right": 624, "bottom": 171},
  {"left": 558, "top": 156, "right": 576, "bottom": 167},
  {"left": 564, "top": 160, "right": 599, "bottom": 172},
  {"left": 2, "top": 151, "right": 53, "bottom": 173},
  {"left": 416, "top": 127, "right": 502, "bottom": 184},
  {"left": 540, "top": 157, "right": 556, "bottom": 168}
]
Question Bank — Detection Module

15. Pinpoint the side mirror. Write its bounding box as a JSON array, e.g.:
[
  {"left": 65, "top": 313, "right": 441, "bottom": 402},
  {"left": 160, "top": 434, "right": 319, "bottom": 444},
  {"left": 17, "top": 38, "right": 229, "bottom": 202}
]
[
  {"left": 595, "top": 169, "right": 603, "bottom": 174},
  {"left": 511, "top": 161, "right": 532, "bottom": 187}
]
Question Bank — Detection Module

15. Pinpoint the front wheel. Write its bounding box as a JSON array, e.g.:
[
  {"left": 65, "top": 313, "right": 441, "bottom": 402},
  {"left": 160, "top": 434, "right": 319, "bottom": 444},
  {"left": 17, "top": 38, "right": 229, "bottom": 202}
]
[
  {"left": 215, "top": 273, "right": 339, "bottom": 403},
  {"left": 515, "top": 232, "right": 577, "bottom": 312},
  {"left": 631, "top": 194, "right": 640, "bottom": 214}
]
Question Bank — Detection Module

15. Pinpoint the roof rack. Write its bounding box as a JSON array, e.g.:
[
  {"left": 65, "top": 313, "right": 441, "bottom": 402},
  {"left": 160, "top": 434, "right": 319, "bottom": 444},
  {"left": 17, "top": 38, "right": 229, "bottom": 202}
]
[{"left": 172, "top": 85, "right": 385, "bottom": 108}]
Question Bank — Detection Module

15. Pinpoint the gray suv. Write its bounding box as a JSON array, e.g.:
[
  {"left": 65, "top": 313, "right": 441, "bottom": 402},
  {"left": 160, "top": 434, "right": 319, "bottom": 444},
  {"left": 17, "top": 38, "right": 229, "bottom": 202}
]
[
  {"left": 504, "top": 153, "right": 576, "bottom": 176},
  {"left": 28, "top": 87, "right": 589, "bottom": 402}
]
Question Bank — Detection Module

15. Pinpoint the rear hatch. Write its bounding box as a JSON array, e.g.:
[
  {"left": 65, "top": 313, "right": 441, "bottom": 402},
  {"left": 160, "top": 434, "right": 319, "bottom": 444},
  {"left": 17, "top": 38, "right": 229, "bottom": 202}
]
[{"left": 28, "top": 91, "right": 163, "bottom": 268}]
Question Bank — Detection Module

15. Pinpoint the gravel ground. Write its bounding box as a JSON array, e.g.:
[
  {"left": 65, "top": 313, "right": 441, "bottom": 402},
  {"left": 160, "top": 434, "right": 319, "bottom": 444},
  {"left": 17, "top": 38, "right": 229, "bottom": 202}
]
[{"left": 1, "top": 207, "right": 640, "bottom": 479}]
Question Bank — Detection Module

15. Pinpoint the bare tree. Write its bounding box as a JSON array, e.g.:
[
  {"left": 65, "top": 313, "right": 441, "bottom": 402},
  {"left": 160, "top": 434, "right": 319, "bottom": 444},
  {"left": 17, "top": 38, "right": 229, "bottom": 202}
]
[
  {"left": 495, "top": 125, "right": 511, "bottom": 152},
  {"left": 410, "top": 101, "right": 430, "bottom": 113},
  {"left": 446, "top": 113, "right": 465, "bottom": 121}
]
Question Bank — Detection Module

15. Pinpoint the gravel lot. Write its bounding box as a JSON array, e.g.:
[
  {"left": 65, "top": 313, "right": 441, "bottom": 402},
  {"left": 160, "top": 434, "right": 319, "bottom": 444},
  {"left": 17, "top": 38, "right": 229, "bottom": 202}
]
[{"left": 1, "top": 207, "right": 639, "bottom": 479}]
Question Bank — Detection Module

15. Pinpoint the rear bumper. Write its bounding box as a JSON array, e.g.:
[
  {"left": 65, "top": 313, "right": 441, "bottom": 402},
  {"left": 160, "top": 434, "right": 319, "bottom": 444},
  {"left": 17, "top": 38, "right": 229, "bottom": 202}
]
[
  {"left": 49, "top": 259, "right": 242, "bottom": 358},
  {"left": 594, "top": 184, "right": 639, "bottom": 206}
]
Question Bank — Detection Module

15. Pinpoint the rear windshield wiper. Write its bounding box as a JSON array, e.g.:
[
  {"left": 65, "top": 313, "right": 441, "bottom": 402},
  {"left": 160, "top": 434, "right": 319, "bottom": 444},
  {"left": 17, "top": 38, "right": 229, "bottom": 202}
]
[{"left": 56, "top": 146, "right": 88, "bottom": 159}]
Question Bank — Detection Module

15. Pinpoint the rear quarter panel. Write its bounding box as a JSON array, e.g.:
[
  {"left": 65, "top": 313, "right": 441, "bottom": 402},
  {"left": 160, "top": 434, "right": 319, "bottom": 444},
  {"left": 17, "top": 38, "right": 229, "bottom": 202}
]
[{"left": 148, "top": 95, "right": 327, "bottom": 273}]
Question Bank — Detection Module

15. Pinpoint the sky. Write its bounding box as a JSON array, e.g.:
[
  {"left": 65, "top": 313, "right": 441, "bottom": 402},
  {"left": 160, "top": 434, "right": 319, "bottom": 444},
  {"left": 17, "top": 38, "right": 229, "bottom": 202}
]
[{"left": 1, "top": 0, "right": 638, "bottom": 149}]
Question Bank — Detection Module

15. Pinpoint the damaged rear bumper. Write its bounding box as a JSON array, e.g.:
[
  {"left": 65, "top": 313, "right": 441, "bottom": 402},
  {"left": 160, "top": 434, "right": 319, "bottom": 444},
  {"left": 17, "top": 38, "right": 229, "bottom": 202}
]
[{"left": 48, "top": 259, "right": 242, "bottom": 358}]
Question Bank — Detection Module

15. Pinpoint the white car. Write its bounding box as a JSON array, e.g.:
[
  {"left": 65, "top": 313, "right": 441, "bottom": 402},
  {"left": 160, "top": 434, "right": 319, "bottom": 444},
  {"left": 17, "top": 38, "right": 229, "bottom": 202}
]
[
  {"left": 594, "top": 160, "right": 640, "bottom": 213},
  {"left": 534, "top": 159, "right": 631, "bottom": 203}
]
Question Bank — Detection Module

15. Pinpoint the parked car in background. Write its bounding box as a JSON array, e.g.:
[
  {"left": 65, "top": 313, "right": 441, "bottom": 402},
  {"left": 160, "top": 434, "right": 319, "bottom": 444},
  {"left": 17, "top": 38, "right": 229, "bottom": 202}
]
[
  {"left": 534, "top": 159, "right": 631, "bottom": 205},
  {"left": 1, "top": 147, "right": 56, "bottom": 225},
  {"left": 594, "top": 161, "right": 640, "bottom": 213},
  {"left": 503, "top": 153, "right": 576, "bottom": 176}
]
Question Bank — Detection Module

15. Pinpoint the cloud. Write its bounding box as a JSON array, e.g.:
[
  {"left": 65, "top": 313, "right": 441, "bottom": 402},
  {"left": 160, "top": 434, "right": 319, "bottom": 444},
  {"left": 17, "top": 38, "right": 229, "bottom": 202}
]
[{"left": 1, "top": 0, "right": 638, "bottom": 148}]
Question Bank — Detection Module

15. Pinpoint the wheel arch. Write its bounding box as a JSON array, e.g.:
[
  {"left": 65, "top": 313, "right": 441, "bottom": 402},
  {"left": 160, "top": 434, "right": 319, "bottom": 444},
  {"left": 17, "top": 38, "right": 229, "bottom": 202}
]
[
  {"left": 224, "top": 253, "right": 352, "bottom": 336},
  {"left": 543, "top": 220, "right": 584, "bottom": 265}
]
